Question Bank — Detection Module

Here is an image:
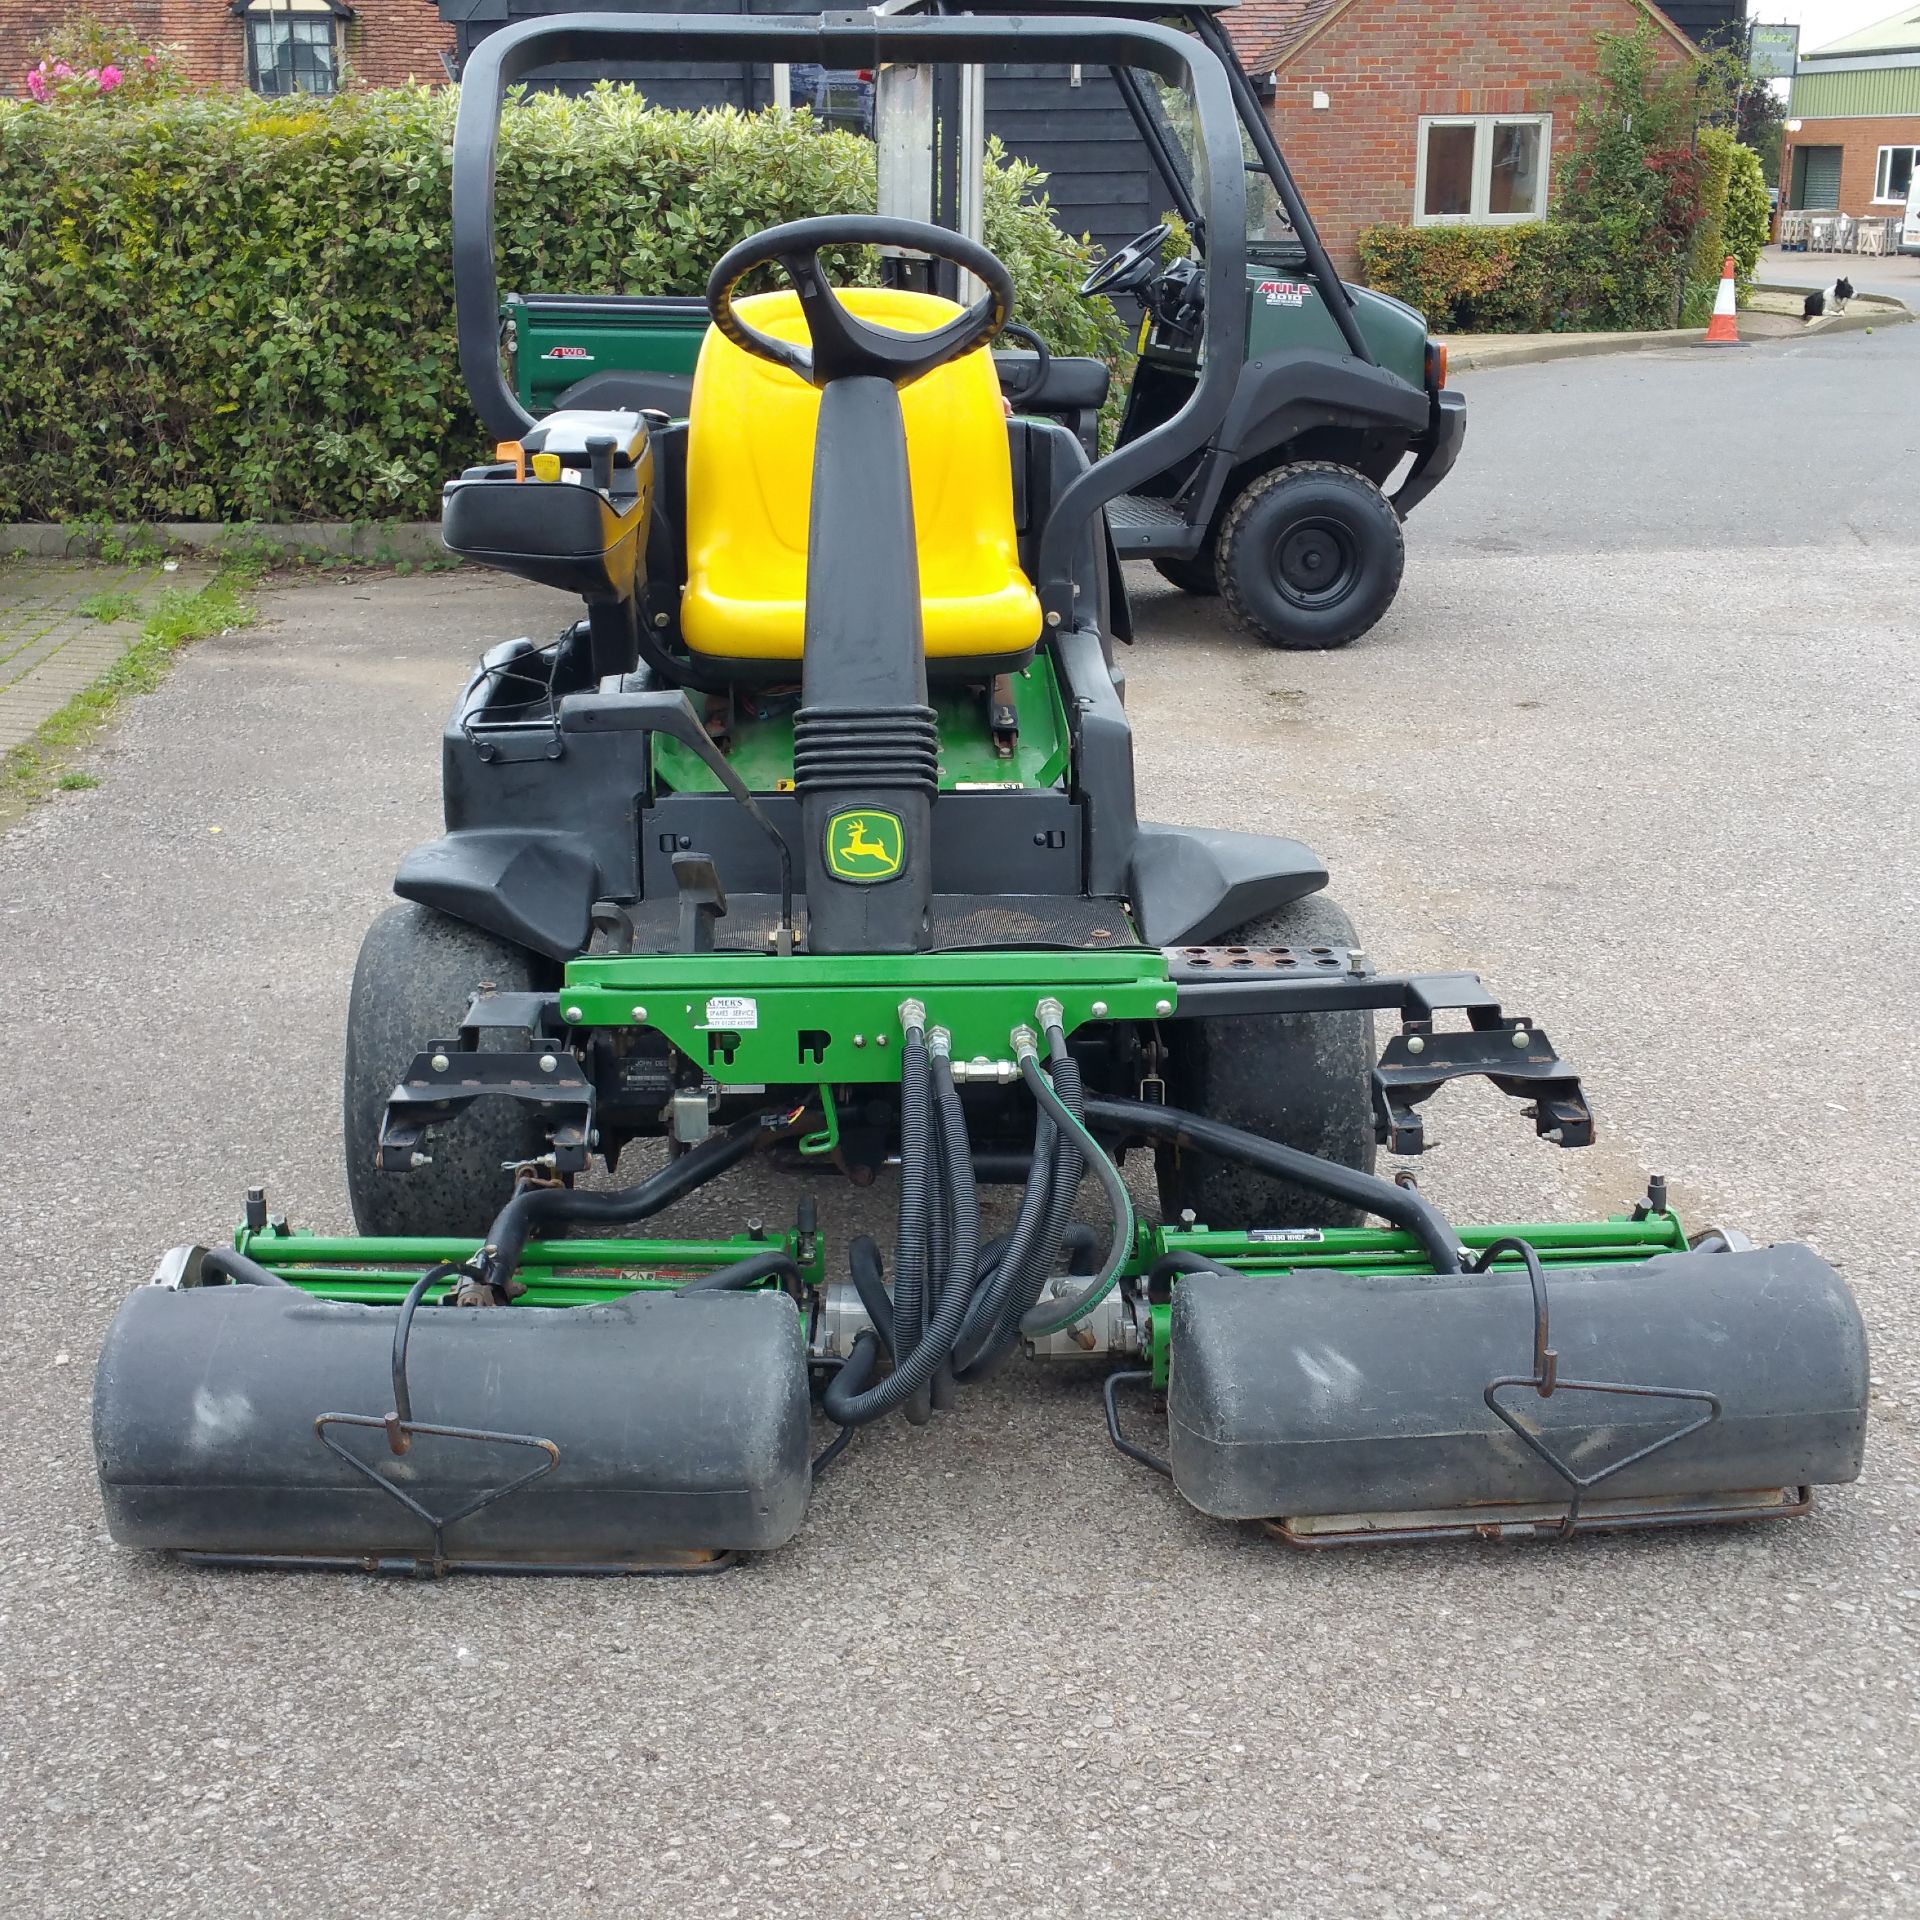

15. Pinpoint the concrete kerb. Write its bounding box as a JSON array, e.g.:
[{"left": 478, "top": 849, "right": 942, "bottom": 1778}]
[
  {"left": 1, "top": 520, "right": 451, "bottom": 564},
  {"left": 1447, "top": 287, "right": 1910, "bottom": 372}
]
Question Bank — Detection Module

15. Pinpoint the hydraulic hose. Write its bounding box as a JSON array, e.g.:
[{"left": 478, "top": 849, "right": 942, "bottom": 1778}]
[
  {"left": 1083, "top": 1095, "right": 1465, "bottom": 1274},
  {"left": 201, "top": 1247, "right": 296, "bottom": 1288},
  {"left": 891, "top": 1023, "right": 933, "bottom": 1422},
  {"left": 928, "top": 1049, "right": 979, "bottom": 1417},
  {"left": 1017, "top": 1049, "right": 1135, "bottom": 1339},
  {"left": 820, "top": 1053, "right": 985, "bottom": 1428},
  {"left": 952, "top": 1024, "right": 1088, "bottom": 1378},
  {"left": 949, "top": 1104, "right": 1057, "bottom": 1374},
  {"left": 845, "top": 1233, "right": 895, "bottom": 1357},
  {"left": 1011, "top": 1032, "right": 1088, "bottom": 1324},
  {"left": 480, "top": 1111, "right": 769, "bottom": 1291},
  {"left": 675, "top": 1249, "right": 802, "bottom": 1292},
  {"left": 1149, "top": 1248, "right": 1243, "bottom": 1290}
]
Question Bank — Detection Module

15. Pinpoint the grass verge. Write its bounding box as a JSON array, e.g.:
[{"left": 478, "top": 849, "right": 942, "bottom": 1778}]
[{"left": 1, "top": 571, "right": 256, "bottom": 823}]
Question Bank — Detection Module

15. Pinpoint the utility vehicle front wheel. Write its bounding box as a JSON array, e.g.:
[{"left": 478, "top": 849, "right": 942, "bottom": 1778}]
[
  {"left": 343, "top": 903, "right": 549, "bottom": 1237},
  {"left": 1217, "top": 461, "right": 1404, "bottom": 651},
  {"left": 1157, "top": 892, "right": 1376, "bottom": 1230}
]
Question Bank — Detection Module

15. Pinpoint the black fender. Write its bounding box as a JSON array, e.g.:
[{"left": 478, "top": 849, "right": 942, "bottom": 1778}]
[
  {"left": 1190, "top": 350, "right": 1432, "bottom": 530},
  {"left": 1128, "top": 822, "right": 1327, "bottom": 947},
  {"left": 1219, "top": 349, "right": 1430, "bottom": 460},
  {"left": 394, "top": 828, "right": 599, "bottom": 962},
  {"left": 556, "top": 368, "right": 694, "bottom": 418}
]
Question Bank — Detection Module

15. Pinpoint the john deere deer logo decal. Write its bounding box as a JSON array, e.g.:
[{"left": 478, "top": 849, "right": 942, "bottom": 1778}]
[{"left": 825, "top": 808, "right": 904, "bottom": 883}]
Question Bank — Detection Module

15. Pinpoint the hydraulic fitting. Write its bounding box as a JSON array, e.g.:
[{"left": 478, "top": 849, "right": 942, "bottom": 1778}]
[{"left": 949, "top": 1057, "right": 1019, "bottom": 1085}]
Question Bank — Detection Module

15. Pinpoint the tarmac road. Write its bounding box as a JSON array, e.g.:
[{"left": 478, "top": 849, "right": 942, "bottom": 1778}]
[{"left": 3, "top": 325, "right": 1917, "bottom": 1918}]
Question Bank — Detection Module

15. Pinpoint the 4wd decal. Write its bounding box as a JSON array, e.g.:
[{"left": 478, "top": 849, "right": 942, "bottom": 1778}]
[
  {"left": 541, "top": 345, "right": 594, "bottom": 360},
  {"left": 1258, "top": 280, "right": 1312, "bottom": 307}
]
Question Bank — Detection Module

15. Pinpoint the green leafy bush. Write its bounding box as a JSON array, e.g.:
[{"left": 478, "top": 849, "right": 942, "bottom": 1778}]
[
  {"left": 1354, "top": 223, "right": 1563, "bottom": 332},
  {"left": 1723, "top": 143, "right": 1771, "bottom": 296},
  {"left": 1682, "top": 126, "right": 1738, "bottom": 322},
  {"left": 0, "top": 84, "right": 1121, "bottom": 523}
]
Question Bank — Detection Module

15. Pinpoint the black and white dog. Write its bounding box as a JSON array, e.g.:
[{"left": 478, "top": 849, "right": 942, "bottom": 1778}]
[{"left": 1804, "top": 275, "right": 1855, "bottom": 319}]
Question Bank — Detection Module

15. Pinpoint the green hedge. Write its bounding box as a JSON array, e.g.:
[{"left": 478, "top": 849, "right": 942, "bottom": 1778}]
[
  {"left": 0, "top": 84, "right": 1122, "bottom": 522},
  {"left": 1723, "top": 143, "right": 1771, "bottom": 295},
  {"left": 1359, "top": 141, "right": 1772, "bottom": 335},
  {"left": 1354, "top": 224, "right": 1563, "bottom": 333}
]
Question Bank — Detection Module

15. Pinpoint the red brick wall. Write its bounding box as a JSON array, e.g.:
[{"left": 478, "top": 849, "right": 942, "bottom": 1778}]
[
  {"left": 1247, "top": 0, "right": 1694, "bottom": 273},
  {"left": 1782, "top": 114, "right": 1920, "bottom": 218},
  {"left": 346, "top": 0, "right": 452, "bottom": 87},
  {"left": 1, "top": 1, "right": 451, "bottom": 97}
]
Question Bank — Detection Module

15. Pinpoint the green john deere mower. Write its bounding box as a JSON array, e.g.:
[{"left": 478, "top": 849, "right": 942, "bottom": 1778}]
[{"left": 93, "top": 10, "right": 1867, "bottom": 1574}]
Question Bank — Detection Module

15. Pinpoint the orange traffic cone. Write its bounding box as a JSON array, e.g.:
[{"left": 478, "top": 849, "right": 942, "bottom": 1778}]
[{"left": 1703, "top": 255, "right": 1741, "bottom": 345}]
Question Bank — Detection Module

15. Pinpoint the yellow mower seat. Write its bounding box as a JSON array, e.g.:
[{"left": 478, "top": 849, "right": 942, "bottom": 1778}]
[{"left": 679, "top": 288, "right": 1040, "bottom": 668}]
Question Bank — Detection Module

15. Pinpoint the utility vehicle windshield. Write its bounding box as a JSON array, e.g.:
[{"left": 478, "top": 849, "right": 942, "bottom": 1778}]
[{"left": 1142, "top": 72, "right": 1298, "bottom": 257}]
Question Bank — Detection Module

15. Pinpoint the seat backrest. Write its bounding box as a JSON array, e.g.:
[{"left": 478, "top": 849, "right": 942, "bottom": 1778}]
[{"left": 679, "top": 287, "right": 1040, "bottom": 671}]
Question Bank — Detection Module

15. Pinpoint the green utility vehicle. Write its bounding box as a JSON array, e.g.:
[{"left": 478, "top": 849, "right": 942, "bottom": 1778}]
[{"left": 505, "top": 0, "right": 1462, "bottom": 649}]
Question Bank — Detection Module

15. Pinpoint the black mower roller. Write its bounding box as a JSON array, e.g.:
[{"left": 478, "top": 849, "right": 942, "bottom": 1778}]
[
  {"left": 94, "top": 1273, "right": 812, "bottom": 1573},
  {"left": 1167, "top": 1240, "right": 1869, "bottom": 1544}
]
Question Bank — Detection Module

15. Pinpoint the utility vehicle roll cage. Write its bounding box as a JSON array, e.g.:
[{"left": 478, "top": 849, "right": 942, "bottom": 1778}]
[
  {"left": 880, "top": 0, "right": 1375, "bottom": 366},
  {"left": 453, "top": 7, "right": 1260, "bottom": 628}
]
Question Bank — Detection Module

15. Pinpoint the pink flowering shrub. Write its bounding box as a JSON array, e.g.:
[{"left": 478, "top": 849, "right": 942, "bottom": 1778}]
[{"left": 21, "top": 16, "right": 182, "bottom": 106}]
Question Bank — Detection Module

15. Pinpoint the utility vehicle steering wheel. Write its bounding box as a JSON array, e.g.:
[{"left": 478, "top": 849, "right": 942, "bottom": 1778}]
[
  {"left": 1078, "top": 222, "right": 1173, "bottom": 300},
  {"left": 706, "top": 215, "right": 1015, "bottom": 389}
]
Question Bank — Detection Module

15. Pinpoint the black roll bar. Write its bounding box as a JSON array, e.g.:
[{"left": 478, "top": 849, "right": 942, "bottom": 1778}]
[
  {"left": 449, "top": 10, "right": 1248, "bottom": 625},
  {"left": 1190, "top": 8, "right": 1373, "bottom": 365},
  {"left": 1109, "top": 63, "right": 1204, "bottom": 234}
]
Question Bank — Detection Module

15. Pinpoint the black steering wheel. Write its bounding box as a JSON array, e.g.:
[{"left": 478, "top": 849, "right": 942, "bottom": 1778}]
[
  {"left": 994, "top": 322, "right": 1053, "bottom": 404},
  {"left": 1079, "top": 221, "right": 1173, "bottom": 300},
  {"left": 706, "top": 215, "right": 1015, "bottom": 390}
]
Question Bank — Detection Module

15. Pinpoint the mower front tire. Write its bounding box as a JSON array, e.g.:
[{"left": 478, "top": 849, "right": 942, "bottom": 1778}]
[
  {"left": 343, "top": 903, "right": 549, "bottom": 1238},
  {"left": 1158, "top": 892, "right": 1376, "bottom": 1231},
  {"left": 1217, "top": 461, "right": 1403, "bottom": 651}
]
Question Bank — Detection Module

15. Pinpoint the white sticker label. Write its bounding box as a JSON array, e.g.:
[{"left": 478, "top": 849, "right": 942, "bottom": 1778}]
[
  {"left": 1246, "top": 1227, "right": 1325, "bottom": 1243},
  {"left": 702, "top": 996, "right": 758, "bottom": 1031}
]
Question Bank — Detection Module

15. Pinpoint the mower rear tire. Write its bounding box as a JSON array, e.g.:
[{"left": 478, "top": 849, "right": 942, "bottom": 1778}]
[
  {"left": 344, "top": 903, "right": 549, "bottom": 1238},
  {"left": 1152, "top": 554, "right": 1218, "bottom": 596},
  {"left": 1217, "top": 461, "right": 1403, "bottom": 651},
  {"left": 1157, "top": 892, "right": 1376, "bottom": 1231}
]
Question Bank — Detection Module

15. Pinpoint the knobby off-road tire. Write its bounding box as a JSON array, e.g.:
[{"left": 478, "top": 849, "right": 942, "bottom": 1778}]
[
  {"left": 1217, "top": 461, "right": 1404, "bottom": 651},
  {"left": 1157, "top": 892, "right": 1377, "bottom": 1230},
  {"left": 343, "top": 902, "right": 548, "bottom": 1238}
]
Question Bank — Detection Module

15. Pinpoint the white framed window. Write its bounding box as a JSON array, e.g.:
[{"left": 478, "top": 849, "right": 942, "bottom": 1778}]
[
  {"left": 243, "top": 0, "right": 343, "bottom": 98},
  {"left": 1873, "top": 146, "right": 1918, "bottom": 205},
  {"left": 1414, "top": 114, "right": 1550, "bottom": 225}
]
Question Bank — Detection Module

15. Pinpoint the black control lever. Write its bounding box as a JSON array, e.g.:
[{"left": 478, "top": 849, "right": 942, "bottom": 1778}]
[
  {"left": 560, "top": 689, "right": 796, "bottom": 953},
  {"left": 671, "top": 852, "right": 728, "bottom": 953}
]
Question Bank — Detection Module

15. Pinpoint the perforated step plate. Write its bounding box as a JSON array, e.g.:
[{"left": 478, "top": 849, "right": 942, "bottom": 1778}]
[{"left": 1105, "top": 492, "right": 1191, "bottom": 554}]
